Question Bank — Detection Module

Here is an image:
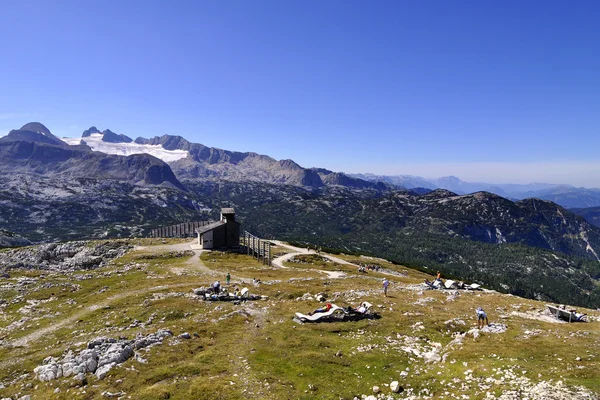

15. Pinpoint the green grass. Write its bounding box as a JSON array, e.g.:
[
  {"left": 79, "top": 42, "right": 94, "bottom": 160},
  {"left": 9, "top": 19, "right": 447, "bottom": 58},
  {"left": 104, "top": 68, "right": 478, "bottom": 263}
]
[{"left": 0, "top": 240, "right": 599, "bottom": 399}]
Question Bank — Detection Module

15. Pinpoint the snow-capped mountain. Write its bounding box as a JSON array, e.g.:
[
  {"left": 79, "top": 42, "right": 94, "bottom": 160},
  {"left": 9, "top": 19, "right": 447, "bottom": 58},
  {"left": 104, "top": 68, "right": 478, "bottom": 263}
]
[
  {"left": 60, "top": 127, "right": 383, "bottom": 189},
  {"left": 62, "top": 133, "right": 189, "bottom": 163},
  {"left": 0, "top": 123, "right": 184, "bottom": 189}
]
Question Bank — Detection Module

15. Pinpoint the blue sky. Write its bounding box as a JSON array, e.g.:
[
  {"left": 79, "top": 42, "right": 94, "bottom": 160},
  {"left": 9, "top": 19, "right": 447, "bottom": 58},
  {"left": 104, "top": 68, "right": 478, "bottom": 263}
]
[{"left": 1, "top": 1, "right": 599, "bottom": 186}]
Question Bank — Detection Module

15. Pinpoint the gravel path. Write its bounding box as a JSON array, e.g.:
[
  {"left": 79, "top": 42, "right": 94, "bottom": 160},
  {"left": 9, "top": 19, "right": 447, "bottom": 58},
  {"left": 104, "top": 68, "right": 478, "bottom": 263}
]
[
  {"left": 270, "top": 241, "right": 354, "bottom": 278},
  {"left": 7, "top": 241, "right": 209, "bottom": 350}
]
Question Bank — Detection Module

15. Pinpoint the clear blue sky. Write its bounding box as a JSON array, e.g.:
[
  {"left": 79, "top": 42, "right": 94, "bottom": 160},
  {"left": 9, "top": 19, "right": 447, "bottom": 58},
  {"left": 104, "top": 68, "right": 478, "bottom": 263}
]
[{"left": 1, "top": 1, "right": 599, "bottom": 186}]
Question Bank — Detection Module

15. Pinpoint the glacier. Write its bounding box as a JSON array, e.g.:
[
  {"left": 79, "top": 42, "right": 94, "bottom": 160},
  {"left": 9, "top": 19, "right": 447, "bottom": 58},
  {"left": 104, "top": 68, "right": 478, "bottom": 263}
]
[{"left": 61, "top": 134, "right": 189, "bottom": 163}]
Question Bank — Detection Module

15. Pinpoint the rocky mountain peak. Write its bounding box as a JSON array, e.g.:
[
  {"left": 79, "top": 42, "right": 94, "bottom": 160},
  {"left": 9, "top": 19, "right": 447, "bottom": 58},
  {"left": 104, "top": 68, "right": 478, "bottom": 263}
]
[
  {"left": 1, "top": 122, "right": 65, "bottom": 147},
  {"left": 82, "top": 126, "right": 102, "bottom": 137},
  {"left": 20, "top": 122, "right": 52, "bottom": 136},
  {"left": 101, "top": 129, "right": 133, "bottom": 143},
  {"left": 81, "top": 126, "right": 102, "bottom": 137},
  {"left": 277, "top": 159, "right": 302, "bottom": 170}
]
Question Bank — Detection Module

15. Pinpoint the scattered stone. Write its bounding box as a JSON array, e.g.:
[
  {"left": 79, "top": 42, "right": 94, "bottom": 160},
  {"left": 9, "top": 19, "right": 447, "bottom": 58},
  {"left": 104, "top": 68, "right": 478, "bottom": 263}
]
[
  {"left": 390, "top": 381, "right": 402, "bottom": 393},
  {"left": 179, "top": 332, "right": 191, "bottom": 339},
  {"left": 481, "top": 323, "right": 508, "bottom": 334},
  {"left": 372, "top": 385, "right": 380, "bottom": 394},
  {"left": 102, "top": 391, "right": 126, "bottom": 398},
  {"left": 0, "top": 241, "right": 132, "bottom": 272},
  {"left": 33, "top": 329, "right": 173, "bottom": 382},
  {"left": 423, "top": 351, "right": 442, "bottom": 363}
]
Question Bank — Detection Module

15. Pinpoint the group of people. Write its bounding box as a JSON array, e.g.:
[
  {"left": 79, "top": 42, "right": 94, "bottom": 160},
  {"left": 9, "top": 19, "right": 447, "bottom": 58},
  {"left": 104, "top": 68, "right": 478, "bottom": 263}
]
[
  {"left": 212, "top": 272, "right": 232, "bottom": 294},
  {"left": 221, "top": 269, "right": 491, "bottom": 328},
  {"left": 307, "top": 302, "right": 371, "bottom": 316},
  {"left": 358, "top": 264, "right": 382, "bottom": 273},
  {"left": 212, "top": 273, "right": 262, "bottom": 291}
]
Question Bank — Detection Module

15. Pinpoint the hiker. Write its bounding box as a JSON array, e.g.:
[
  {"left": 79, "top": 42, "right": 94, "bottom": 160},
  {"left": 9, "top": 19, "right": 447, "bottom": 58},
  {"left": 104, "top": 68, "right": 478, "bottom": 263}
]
[
  {"left": 382, "top": 278, "right": 389, "bottom": 297},
  {"left": 436, "top": 271, "right": 442, "bottom": 282},
  {"left": 309, "top": 303, "right": 332, "bottom": 315},
  {"left": 574, "top": 311, "right": 587, "bottom": 322},
  {"left": 476, "top": 307, "right": 488, "bottom": 328},
  {"left": 226, "top": 272, "right": 231, "bottom": 285},
  {"left": 213, "top": 280, "right": 221, "bottom": 294}
]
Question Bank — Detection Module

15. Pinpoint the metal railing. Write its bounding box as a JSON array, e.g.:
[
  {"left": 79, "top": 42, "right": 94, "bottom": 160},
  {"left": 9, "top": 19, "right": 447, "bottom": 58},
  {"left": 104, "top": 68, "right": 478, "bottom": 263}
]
[{"left": 242, "top": 231, "right": 271, "bottom": 266}]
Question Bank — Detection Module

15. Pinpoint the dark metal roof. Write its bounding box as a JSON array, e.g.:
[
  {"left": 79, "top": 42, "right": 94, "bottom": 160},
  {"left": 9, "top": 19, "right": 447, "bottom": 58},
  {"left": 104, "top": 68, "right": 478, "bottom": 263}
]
[{"left": 195, "top": 220, "right": 226, "bottom": 235}]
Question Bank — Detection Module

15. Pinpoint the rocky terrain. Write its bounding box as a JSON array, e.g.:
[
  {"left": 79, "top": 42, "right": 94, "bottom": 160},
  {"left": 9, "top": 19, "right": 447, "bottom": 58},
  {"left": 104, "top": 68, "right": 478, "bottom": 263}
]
[
  {"left": 0, "top": 230, "right": 30, "bottom": 249},
  {"left": 0, "top": 239, "right": 598, "bottom": 399},
  {"left": 0, "top": 174, "right": 208, "bottom": 242},
  {"left": 134, "top": 133, "right": 381, "bottom": 189},
  {"left": 0, "top": 240, "right": 131, "bottom": 273}
]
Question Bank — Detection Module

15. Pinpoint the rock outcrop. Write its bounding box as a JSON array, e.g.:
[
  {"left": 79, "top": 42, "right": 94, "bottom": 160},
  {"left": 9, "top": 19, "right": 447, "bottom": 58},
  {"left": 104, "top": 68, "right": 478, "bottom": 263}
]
[
  {"left": 0, "top": 241, "right": 131, "bottom": 272},
  {"left": 33, "top": 329, "right": 173, "bottom": 382}
]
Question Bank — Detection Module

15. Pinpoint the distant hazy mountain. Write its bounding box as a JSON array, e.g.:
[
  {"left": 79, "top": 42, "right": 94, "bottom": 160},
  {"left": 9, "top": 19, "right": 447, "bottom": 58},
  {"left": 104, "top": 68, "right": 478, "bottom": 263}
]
[
  {"left": 351, "top": 173, "right": 600, "bottom": 209},
  {"left": 521, "top": 187, "right": 600, "bottom": 209},
  {"left": 571, "top": 207, "right": 600, "bottom": 228},
  {"left": 351, "top": 173, "right": 437, "bottom": 189}
]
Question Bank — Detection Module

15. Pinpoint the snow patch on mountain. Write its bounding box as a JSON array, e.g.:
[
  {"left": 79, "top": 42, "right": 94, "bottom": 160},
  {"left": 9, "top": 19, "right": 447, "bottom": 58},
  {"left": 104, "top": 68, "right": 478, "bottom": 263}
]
[{"left": 61, "top": 134, "right": 189, "bottom": 163}]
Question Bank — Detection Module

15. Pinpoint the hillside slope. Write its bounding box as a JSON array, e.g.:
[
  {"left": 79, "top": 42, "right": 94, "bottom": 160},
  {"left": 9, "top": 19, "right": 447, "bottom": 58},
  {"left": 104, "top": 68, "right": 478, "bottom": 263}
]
[
  {"left": 0, "top": 175, "right": 206, "bottom": 242},
  {"left": 184, "top": 181, "right": 600, "bottom": 308},
  {"left": 571, "top": 206, "right": 600, "bottom": 228}
]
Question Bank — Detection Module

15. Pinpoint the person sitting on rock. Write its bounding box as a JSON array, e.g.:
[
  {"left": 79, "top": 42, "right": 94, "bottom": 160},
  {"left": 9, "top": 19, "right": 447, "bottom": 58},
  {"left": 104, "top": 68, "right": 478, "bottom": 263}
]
[
  {"left": 574, "top": 312, "right": 587, "bottom": 322},
  {"left": 357, "top": 302, "right": 368, "bottom": 314},
  {"left": 309, "top": 303, "right": 332, "bottom": 315},
  {"left": 476, "top": 307, "right": 489, "bottom": 328}
]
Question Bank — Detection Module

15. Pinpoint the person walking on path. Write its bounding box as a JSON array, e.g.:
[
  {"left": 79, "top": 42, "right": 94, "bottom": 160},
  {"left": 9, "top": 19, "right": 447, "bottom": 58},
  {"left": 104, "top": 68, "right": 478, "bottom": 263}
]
[
  {"left": 476, "top": 307, "right": 489, "bottom": 328},
  {"left": 382, "top": 278, "right": 390, "bottom": 297},
  {"left": 226, "top": 273, "right": 231, "bottom": 285}
]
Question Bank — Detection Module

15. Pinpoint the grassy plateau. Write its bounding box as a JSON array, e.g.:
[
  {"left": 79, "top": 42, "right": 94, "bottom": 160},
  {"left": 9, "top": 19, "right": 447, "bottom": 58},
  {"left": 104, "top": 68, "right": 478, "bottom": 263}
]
[{"left": 0, "top": 238, "right": 598, "bottom": 399}]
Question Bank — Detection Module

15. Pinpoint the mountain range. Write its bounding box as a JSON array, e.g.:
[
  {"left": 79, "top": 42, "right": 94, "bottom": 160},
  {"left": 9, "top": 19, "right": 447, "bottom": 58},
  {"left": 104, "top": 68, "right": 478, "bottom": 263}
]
[
  {"left": 2, "top": 122, "right": 600, "bottom": 307},
  {"left": 350, "top": 173, "right": 600, "bottom": 208},
  {"left": 0, "top": 123, "right": 183, "bottom": 189},
  {"left": 351, "top": 173, "right": 600, "bottom": 209}
]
